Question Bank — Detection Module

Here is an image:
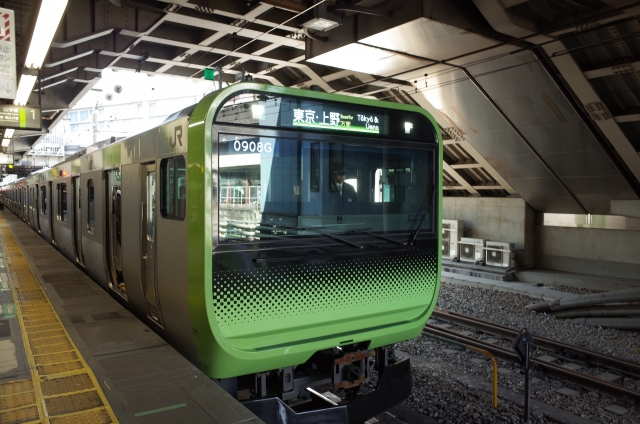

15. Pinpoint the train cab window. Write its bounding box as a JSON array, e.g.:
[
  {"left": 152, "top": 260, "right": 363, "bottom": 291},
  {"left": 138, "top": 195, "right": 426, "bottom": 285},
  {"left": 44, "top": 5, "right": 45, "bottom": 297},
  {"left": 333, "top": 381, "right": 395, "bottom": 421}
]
[
  {"left": 160, "top": 156, "right": 186, "bottom": 220},
  {"left": 217, "top": 135, "right": 436, "bottom": 243},
  {"left": 87, "top": 179, "right": 95, "bottom": 233},
  {"left": 57, "top": 183, "right": 67, "bottom": 222},
  {"left": 40, "top": 186, "right": 47, "bottom": 214}
]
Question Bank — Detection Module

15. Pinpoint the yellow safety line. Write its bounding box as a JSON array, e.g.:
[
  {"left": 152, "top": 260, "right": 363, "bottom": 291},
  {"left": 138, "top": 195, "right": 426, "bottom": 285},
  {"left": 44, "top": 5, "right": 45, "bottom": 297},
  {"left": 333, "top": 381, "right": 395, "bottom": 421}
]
[{"left": 0, "top": 214, "right": 119, "bottom": 424}]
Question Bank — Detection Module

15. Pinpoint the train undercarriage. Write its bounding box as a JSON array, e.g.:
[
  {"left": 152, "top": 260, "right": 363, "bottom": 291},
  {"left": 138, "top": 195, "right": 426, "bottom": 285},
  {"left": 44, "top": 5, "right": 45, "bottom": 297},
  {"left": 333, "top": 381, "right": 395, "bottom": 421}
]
[{"left": 216, "top": 344, "right": 412, "bottom": 424}]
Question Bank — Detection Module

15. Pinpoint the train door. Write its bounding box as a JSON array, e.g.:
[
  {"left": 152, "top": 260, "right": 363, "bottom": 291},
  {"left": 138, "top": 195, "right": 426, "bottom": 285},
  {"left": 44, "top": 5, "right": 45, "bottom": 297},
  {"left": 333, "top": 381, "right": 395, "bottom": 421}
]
[
  {"left": 106, "top": 170, "right": 126, "bottom": 297},
  {"left": 22, "top": 187, "right": 26, "bottom": 219},
  {"left": 49, "top": 182, "right": 56, "bottom": 245},
  {"left": 73, "top": 177, "right": 84, "bottom": 266},
  {"left": 35, "top": 185, "right": 41, "bottom": 233},
  {"left": 141, "top": 163, "right": 162, "bottom": 324},
  {"left": 26, "top": 187, "right": 31, "bottom": 225}
]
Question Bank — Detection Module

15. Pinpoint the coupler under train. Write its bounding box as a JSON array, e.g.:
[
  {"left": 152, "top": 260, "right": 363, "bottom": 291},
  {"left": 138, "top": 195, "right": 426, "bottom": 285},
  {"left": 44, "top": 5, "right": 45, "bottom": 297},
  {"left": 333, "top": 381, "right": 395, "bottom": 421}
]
[{"left": 216, "top": 345, "right": 412, "bottom": 424}]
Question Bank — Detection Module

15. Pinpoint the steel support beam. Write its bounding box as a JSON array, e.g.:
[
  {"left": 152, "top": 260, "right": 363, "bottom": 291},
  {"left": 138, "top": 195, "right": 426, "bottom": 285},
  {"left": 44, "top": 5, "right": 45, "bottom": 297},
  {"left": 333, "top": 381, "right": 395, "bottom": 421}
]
[
  {"left": 450, "top": 162, "right": 482, "bottom": 169},
  {"left": 614, "top": 114, "right": 640, "bottom": 123},
  {"left": 543, "top": 41, "right": 640, "bottom": 187},
  {"left": 443, "top": 162, "right": 480, "bottom": 196},
  {"left": 583, "top": 60, "right": 640, "bottom": 80}
]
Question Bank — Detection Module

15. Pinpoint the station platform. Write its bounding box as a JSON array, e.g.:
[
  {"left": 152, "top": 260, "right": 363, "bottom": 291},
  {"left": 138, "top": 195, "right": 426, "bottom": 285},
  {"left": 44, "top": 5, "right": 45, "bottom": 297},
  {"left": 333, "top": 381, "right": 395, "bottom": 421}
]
[{"left": 0, "top": 212, "right": 263, "bottom": 424}]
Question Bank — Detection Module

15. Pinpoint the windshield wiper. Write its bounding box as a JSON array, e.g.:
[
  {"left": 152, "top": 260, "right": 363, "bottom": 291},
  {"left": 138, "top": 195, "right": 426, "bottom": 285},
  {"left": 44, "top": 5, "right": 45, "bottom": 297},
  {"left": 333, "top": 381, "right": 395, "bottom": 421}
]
[
  {"left": 407, "top": 213, "right": 426, "bottom": 246},
  {"left": 346, "top": 230, "right": 406, "bottom": 246},
  {"left": 264, "top": 224, "right": 363, "bottom": 250},
  {"left": 407, "top": 182, "right": 436, "bottom": 245}
]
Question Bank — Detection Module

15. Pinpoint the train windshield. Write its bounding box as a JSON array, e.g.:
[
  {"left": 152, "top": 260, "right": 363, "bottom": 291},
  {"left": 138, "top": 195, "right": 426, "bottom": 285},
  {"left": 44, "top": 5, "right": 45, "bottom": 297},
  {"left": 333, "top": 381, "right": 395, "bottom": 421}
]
[{"left": 218, "top": 134, "right": 436, "bottom": 243}]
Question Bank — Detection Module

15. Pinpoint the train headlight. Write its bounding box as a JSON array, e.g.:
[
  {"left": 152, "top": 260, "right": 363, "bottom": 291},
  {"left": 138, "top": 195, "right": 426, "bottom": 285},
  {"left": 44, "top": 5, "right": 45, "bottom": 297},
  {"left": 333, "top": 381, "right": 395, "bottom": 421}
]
[{"left": 404, "top": 122, "right": 413, "bottom": 134}]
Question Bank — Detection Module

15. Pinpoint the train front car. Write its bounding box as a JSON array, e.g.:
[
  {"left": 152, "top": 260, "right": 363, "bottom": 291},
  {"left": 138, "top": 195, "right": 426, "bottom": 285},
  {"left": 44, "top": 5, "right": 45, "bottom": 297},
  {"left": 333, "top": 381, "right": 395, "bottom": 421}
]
[{"left": 188, "top": 83, "right": 442, "bottom": 423}]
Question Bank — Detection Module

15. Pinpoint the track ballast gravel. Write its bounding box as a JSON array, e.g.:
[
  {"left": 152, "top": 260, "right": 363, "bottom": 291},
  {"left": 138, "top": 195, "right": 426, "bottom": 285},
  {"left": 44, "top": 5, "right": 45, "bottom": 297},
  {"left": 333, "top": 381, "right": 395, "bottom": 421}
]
[{"left": 395, "top": 280, "right": 640, "bottom": 424}]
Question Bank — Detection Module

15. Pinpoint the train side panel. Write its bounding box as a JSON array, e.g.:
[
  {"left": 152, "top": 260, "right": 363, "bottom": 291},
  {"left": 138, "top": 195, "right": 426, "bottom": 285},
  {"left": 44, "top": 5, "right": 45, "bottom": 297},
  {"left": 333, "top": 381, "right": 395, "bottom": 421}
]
[
  {"left": 154, "top": 118, "right": 197, "bottom": 364},
  {"left": 38, "top": 180, "right": 53, "bottom": 244},
  {"left": 80, "top": 169, "right": 108, "bottom": 289},
  {"left": 51, "top": 176, "right": 76, "bottom": 263},
  {"left": 121, "top": 163, "right": 148, "bottom": 318},
  {"left": 27, "top": 182, "right": 37, "bottom": 231}
]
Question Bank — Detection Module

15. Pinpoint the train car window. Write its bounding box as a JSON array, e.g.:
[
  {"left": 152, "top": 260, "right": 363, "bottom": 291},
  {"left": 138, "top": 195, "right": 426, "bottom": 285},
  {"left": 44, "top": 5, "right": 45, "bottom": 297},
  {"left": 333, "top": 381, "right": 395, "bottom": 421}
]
[
  {"left": 160, "top": 156, "right": 186, "bottom": 220},
  {"left": 87, "top": 179, "right": 95, "bottom": 233},
  {"left": 218, "top": 134, "right": 436, "bottom": 243},
  {"left": 40, "top": 186, "right": 47, "bottom": 214},
  {"left": 57, "top": 183, "right": 67, "bottom": 222}
]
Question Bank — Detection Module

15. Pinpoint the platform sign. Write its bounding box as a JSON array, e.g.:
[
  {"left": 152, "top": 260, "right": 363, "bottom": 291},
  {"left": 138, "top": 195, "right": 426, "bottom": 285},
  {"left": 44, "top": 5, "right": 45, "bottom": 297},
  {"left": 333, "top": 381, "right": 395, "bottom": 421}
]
[
  {"left": 0, "top": 8, "right": 16, "bottom": 100},
  {"left": 204, "top": 68, "right": 215, "bottom": 81},
  {"left": 0, "top": 105, "right": 41, "bottom": 130},
  {"left": 0, "top": 153, "right": 12, "bottom": 164}
]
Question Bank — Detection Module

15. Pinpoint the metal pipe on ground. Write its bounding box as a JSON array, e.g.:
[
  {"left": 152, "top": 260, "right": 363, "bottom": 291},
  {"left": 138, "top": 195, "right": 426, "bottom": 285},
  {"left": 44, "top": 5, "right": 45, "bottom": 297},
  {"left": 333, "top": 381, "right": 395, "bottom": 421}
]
[
  {"left": 552, "top": 304, "right": 640, "bottom": 318},
  {"left": 526, "top": 288, "right": 640, "bottom": 313},
  {"left": 570, "top": 317, "right": 640, "bottom": 330}
]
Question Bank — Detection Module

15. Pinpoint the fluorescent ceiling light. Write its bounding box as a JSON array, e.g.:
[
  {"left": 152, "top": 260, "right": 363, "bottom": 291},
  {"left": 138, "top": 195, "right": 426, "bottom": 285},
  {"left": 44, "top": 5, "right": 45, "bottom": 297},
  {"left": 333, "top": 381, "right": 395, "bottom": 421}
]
[
  {"left": 4, "top": 129, "right": 14, "bottom": 139},
  {"left": 24, "top": 0, "right": 70, "bottom": 69},
  {"left": 302, "top": 17, "right": 340, "bottom": 32},
  {"left": 14, "top": 74, "right": 37, "bottom": 106},
  {"left": 1, "top": 139, "right": 10, "bottom": 147}
]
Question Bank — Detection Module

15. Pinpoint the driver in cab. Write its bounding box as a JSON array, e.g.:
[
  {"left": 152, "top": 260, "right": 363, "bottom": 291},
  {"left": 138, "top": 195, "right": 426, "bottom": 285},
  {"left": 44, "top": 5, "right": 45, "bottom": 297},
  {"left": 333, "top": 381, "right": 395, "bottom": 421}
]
[{"left": 330, "top": 164, "right": 358, "bottom": 203}]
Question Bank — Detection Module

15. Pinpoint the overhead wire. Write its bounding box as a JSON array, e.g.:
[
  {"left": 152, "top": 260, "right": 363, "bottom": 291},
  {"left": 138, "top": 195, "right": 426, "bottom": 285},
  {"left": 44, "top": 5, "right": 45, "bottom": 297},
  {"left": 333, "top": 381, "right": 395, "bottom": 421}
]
[
  {"left": 162, "top": 1, "right": 325, "bottom": 81},
  {"left": 188, "top": 1, "right": 326, "bottom": 79},
  {"left": 163, "top": 1, "right": 291, "bottom": 79}
]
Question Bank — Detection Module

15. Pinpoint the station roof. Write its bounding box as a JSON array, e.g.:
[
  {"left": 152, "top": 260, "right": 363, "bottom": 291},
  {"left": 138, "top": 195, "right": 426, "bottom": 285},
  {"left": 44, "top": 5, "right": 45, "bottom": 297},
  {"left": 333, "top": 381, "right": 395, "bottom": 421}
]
[{"left": 1, "top": 0, "right": 639, "bottom": 214}]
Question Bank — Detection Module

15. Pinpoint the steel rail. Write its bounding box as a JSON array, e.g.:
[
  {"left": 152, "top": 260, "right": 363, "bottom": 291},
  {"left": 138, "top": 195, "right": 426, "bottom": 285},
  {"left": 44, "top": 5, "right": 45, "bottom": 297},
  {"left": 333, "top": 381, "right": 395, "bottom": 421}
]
[
  {"left": 432, "top": 308, "right": 640, "bottom": 377},
  {"left": 423, "top": 326, "right": 640, "bottom": 403},
  {"left": 421, "top": 332, "right": 499, "bottom": 408}
]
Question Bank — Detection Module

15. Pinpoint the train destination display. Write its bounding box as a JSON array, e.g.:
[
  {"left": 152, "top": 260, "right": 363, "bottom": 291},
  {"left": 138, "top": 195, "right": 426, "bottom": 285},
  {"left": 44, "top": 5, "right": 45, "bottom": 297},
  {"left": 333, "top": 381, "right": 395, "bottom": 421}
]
[{"left": 281, "top": 100, "right": 388, "bottom": 135}]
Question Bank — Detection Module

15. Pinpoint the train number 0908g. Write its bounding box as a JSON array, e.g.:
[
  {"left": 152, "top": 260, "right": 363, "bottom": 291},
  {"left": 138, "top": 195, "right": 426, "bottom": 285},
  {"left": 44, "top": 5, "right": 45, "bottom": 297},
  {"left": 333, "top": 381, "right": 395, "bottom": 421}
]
[{"left": 233, "top": 140, "right": 272, "bottom": 153}]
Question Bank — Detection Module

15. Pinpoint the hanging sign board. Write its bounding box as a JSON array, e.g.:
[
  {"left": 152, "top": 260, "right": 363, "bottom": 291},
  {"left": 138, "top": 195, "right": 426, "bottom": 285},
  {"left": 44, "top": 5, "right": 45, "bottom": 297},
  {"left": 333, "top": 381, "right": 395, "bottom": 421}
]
[
  {"left": 0, "top": 8, "right": 16, "bottom": 100},
  {"left": 0, "top": 105, "right": 41, "bottom": 130},
  {"left": 0, "top": 153, "right": 13, "bottom": 164}
]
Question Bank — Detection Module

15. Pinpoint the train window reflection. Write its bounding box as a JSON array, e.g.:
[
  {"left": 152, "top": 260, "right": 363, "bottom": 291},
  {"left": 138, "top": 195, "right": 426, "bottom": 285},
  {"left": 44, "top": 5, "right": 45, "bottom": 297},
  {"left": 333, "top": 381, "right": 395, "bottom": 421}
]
[
  {"left": 40, "top": 186, "right": 47, "bottom": 215},
  {"left": 217, "top": 134, "right": 435, "bottom": 243},
  {"left": 160, "top": 156, "right": 186, "bottom": 220},
  {"left": 87, "top": 179, "right": 95, "bottom": 233},
  {"left": 57, "top": 183, "right": 67, "bottom": 222}
]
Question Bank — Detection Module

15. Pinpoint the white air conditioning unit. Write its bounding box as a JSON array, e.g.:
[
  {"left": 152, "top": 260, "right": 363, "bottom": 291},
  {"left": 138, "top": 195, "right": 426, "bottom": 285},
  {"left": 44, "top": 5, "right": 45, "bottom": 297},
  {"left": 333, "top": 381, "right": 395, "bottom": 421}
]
[
  {"left": 442, "top": 219, "right": 463, "bottom": 260},
  {"left": 485, "top": 241, "right": 515, "bottom": 268},
  {"left": 459, "top": 237, "right": 484, "bottom": 264}
]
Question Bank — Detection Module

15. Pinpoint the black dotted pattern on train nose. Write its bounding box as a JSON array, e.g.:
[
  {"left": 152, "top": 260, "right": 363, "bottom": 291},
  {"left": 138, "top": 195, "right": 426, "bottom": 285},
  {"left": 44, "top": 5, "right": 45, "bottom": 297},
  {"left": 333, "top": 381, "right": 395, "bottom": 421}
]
[{"left": 213, "top": 253, "right": 438, "bottom": 329}]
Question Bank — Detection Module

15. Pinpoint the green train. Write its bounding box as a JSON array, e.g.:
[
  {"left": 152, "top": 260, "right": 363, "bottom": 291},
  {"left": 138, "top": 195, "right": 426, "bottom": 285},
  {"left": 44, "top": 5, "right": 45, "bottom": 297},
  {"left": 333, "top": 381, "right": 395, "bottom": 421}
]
[{"left": 1, "top": 83, "right": 442, "bottom": 423}]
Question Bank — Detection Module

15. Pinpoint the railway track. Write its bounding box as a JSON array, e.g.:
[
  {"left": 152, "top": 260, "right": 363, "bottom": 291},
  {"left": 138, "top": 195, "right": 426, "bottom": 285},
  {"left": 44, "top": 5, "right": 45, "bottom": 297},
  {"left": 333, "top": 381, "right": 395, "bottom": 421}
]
[{"left": 423, "top": 307, "right": 640, "bottom": 403}]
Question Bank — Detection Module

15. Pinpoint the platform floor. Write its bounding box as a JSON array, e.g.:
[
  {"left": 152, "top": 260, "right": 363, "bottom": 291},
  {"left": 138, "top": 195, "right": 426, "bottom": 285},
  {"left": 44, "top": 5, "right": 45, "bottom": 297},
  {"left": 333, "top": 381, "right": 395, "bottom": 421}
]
[{"left": 0, "top": 212, "right": 262, "bottom": 424}]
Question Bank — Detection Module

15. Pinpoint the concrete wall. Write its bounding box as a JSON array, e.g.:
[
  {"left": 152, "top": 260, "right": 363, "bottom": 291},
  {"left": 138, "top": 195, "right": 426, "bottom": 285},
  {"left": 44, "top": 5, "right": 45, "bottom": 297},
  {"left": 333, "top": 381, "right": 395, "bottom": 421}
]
[
  {"left": 610, "top": 200, "right": 640, "bottom": 219},
  {"left": 535, "top": 225, "right": 640, "bottom": 280},
  {"left": 442, "top": 197, "right": 535, "bottom": 267}
]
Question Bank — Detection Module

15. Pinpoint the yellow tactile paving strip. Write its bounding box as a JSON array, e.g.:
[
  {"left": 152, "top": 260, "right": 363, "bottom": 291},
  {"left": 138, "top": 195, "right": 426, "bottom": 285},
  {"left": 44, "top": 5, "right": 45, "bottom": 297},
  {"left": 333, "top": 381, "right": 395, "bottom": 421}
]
[{"left": 0, "top": 216, "right": 118, "bottom": 424}]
